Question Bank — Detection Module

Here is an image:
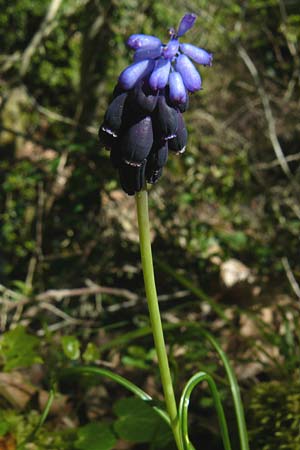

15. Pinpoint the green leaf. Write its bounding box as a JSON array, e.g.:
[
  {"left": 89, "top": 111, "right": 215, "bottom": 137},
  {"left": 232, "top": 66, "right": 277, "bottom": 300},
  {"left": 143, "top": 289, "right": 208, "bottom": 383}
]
[
  {"left": 83, "top": 342, "right": 99, "bottom": 362},
  {"left": 61, "top": 336, "right": 80, "bottom": 360},
  {"left": 0, "top": 420, "right": 9, "bottom": 436},
  {"left": 0, "top": 326, "right": 42, "bottom": 371},
  {"left": 75, "top": 423, "right": 117, "bottom": 450},
  {"left": 11, "top": 280, "right": 32, "bottom": 296},
  {"left": 114, "top": 398, "right": 172, "bottom": 448},
  {"left": 219, "top": 230, "right": 248, "bottom": 251},
  {"left": 121, "top": 356, "right": 150, "bottom": 369}
]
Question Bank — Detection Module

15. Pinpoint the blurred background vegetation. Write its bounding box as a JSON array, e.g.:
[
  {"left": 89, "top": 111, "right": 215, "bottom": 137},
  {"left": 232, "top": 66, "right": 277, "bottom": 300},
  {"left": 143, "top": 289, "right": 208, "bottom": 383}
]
[{"left": 0, "top": 0, "right": 300, "bottom": 449}]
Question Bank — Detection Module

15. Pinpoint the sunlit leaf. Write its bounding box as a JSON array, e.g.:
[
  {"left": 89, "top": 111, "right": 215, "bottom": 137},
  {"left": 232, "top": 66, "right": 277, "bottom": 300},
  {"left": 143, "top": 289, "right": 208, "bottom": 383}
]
[
  {"left": 82, "top": 342, "right": 99, "bottom": 362},
  {"left": 114, "top": 397, "right": 172, "bottom": 447},
  {"left": 0, "top": 326, "right": 42, "bottom": 371},
  {"left": 75, "top": 423, "right": 116, "bottom": 450},
  {"left": 61, "top": 336, "right": 80, "bottom": 360}
]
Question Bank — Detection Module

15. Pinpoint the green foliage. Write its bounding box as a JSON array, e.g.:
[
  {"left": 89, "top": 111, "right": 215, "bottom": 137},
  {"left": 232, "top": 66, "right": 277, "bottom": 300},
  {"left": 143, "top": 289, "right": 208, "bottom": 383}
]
[
  {"left": 0, "top": 412, "right": 10, "bottom": 436},
  {"left": 0, "top": 160, "right": 40, "bottom": 275},
  {"left": 0, "top": 326, "right": 42, "bottom": 371},
  {"left": 75, "top": 423, "right": 117, "bottom": 450},
  {"left": 0, "top": 0, "right": 47, "bottom": 51},
  {"left": 218, "top": 230, "right": 248, "bottom": 252},
  {"left": 248, "top": 381, "right": 300, "bottom": 449},
  {"left": 61, "top": 336, "right": 81, "bottom": 360},
  {"left": 121, "top": 345, "right": 156, "bottom": 370},
  {"left": 114, "top": 397, "right": 173, "bottom": 448},
  {"left": 82, "top": 342, "right": 100, "bottom": 362},
  {"left": 0, "top": 408, "right": 76, "bottom": 449}
]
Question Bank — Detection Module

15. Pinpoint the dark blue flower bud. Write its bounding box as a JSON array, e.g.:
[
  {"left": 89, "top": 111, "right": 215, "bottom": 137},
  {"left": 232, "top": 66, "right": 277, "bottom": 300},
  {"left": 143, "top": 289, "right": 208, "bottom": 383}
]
[
  {"left": 177, "top": 13, "right": 197, "bottom": 37},
  {"left": 155, "top": 141, "right": 169, "bottom": 168},
  {"left": 168, "top": 112, "right": 187, "bottom": 154},
  {"left": 152, "top": 141, "right": 169, "bottom": 168},
  {"left": 163, "top": 39, "right": 179, "bottom": 59},
  {"left": 127, "top": 34, "right": 162, "bottom": 50},
  {"left": 98, "top": 126, "right": 115, "bottom": 150},
  {"left": 146, "top": 141, "right": 168, "bottom": 184},
  {"left": 133, "top": 80, "right": 159, "bottom": 113},
  {"left": 112, "top": 83, "right": 127, "bottom": 98},
  {"left": 180, "top": 43, "right": 213, "bottom": 66},
  {"left": 101, "top": 91, "right": 128, "bottom": 139},
  {"left": 155, "top": 94, "right": 178, "bottom": 140},
  {"left": 119, "top": 159, "right": 147, "bottom": 195},
  {"left": 119, "top": 59, "right": 154, "bottom": 90},
  {"left": 149, "top": 59, "right": 171, "bottom": 91},
  {"left": 110, "top": 142, "right": 122, "bottom": 168},
  {"left": 146, "top": 167, "right": 163, "bottom": 184},
  {"left": 121, "top": 116, "right": 153, "bottom": 163},
  {"left": 175, "top": 54, "right": 201, "bottom": 92},
  {"left": 133, "top": 45, "right": 162, "bottom": 62}
]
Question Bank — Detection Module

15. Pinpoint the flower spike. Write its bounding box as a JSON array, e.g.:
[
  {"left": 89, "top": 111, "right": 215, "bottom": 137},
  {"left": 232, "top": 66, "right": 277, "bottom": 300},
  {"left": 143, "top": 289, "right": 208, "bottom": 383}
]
[{"left": 99, "top": 12, "right": 212, "bottom": 194}]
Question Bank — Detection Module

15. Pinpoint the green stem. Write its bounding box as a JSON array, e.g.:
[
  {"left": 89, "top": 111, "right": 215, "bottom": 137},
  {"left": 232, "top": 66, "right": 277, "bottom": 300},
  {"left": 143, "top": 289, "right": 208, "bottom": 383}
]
[
  {"left": 61, "top": 366, "right": 170, "bottom": 425},
  {"left": 203, "top": 331, "right": 249, "bottom": 450},
  {"left": 179, "top": 372, "right": 232, "bottom": 450},
  {"left": 135, "top": 188, "right": 183, "bottom": 450},
  {"left": 17, "top": 388, "right": 55, "bottom": 449}
]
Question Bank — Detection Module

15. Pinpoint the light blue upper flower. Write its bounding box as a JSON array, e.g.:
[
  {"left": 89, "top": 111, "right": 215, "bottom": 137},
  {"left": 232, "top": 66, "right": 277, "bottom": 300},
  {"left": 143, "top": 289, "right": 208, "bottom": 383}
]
[{"left": 118, "top": 13, "right": 212, "bottom": 103}]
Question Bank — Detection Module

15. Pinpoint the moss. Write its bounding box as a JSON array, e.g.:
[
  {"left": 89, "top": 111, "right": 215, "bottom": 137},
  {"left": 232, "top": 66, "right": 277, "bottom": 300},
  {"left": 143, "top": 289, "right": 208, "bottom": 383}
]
[
  {"left": 248, "top": 380, "right": 300, "bottom": 450},
  {"left": 0, "top": 409, "right": 76, "bottom": 450}
]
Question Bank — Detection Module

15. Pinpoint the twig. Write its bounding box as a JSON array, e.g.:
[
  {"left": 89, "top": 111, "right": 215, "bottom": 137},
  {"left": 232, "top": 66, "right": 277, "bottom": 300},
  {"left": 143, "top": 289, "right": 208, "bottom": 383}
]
[
  {"left": 0, "top": 284, "right": 25, "bottom": 301},
  {"left": 36, "top": 285, "right": 139, "bottom": 302},
  {"left": 27, "top": 181, "right": 45, "bottom": 286},
  {"left": 255, "top": 152, "right": 300, "bottom": 170},
  {"left": 1, "top": 281, "right": 190, "bottom": 320},
  {"left": 25, "top": 257, "right": 37, "bottom": 290},
  {"left": 33, "top": 101, "right": 97, "bottom": 135},
  {"left": 36, "top": 319, "right": 95, "bottom": 335},
  {"left": 11, "top": 302, "right": 24, "bottom": 326},
  {"left": 0, "top": 302, "right": 8, "bottom": 331},
  {"left": 106, "top": 289, "right": 190, "bottom": 313},
  {"left": 20, "top": 0, "right": 63, "bottom": 76},
  {"left": 0, "top": 124, "right": 61, "bottom": 153},
  {"left": 45, "top": 150, "right": 70, "bottom": 213},
  {"left": 281, "top": 257, "right": 300, "bottom": 299},
  {"left": 0, "top": 52, "right": 21, "bottom": 72},
  {"left": 237, "top": 45, "right": 293, "bottom": 180},
  {"left": 40, "top": 302, "right": 82, "bottom": 323},
  {"left": 36, "top": 182, "right": 44, "bottom": 259},
  {"left": 0, "top": 283, "right": 139, "bottom": 312}
]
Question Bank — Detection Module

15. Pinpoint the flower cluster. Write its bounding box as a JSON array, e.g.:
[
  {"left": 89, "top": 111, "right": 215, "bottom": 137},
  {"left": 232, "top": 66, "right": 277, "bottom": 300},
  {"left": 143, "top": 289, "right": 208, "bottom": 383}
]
[{"left": 99, "top": 13, "right": 212, "bottom": 195}]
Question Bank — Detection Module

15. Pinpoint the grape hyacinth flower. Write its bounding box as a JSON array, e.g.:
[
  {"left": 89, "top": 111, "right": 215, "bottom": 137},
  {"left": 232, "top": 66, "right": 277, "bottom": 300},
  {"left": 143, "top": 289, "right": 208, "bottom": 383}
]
[{"left": 99, "top": 13, "right": 212, "bottom": 195}]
